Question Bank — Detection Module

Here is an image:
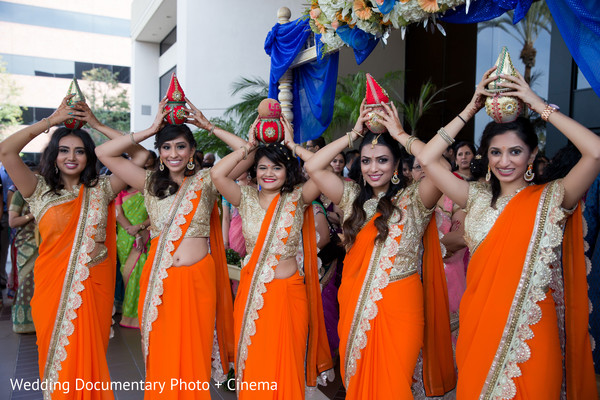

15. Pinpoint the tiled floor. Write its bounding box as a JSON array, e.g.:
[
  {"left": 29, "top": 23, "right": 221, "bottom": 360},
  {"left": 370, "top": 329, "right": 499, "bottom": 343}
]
[{"left": 0, "top": 291, "right": 345, "bottom": 400}]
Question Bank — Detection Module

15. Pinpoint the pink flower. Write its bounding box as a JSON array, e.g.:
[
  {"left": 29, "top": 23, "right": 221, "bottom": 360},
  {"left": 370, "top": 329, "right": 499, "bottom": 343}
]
[{"left": 310, "top": 8, "right": 322, "bottom": 19}]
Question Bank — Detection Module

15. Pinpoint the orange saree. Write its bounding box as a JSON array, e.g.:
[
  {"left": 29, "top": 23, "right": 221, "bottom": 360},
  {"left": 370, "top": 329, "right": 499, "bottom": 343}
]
[
  {"left": 338, "top": 212, "right": 455, "bottom": 400},
  {"left": 30, "top": 182, "right": 116, "bottom": 400},
  {"left": 139, "top": 174, "right": 233, "bottom": 400},
  {"left": 456, "top": 181, "right": 597, "bottom": 399},
  {"left": 234, "top": 188, "right": 332, "bottom": 399}
]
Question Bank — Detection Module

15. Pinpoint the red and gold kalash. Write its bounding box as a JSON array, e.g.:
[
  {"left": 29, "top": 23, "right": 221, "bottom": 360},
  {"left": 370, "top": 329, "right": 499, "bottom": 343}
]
[
  {"left": 255, "top": 98, "right": 284, "bottom": 143},
  {"left": 165, "top": 73, "right": 187, "bottom": 125},
  {"left": 364, "top": 73, "right": 390, "bottom": 133},
  {"left": 485, "top": 46, "right": 524, "bottom": 123},
  {"left": 64, "top": 78, "right": 86, "bottom": 129}
]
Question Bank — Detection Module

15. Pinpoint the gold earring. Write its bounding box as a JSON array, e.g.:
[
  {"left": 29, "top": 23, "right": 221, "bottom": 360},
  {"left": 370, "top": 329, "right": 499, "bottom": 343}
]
[
  {"left": 55, "top": 163, "right": 59, "bottom": 174},
  {"left": 485, "top": 166, "right": 491, "bottom": 182},
  {"left": 159, "top": 159, "right": 165, "bottom": 171},
  {"left": 524, "top": 163, "right": 534, "bottom": 182},
  {"left": 391, "top": 169, "right": 400, "bottom": 185},
  {"left": 187, "top": 156, "right": 195, "bottom": 170}
]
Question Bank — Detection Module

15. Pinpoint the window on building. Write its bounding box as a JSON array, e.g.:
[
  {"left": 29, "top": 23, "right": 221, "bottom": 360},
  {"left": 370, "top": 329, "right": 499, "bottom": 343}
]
[
  {"left": 160, "top": 27, "right": 177, "bottom": 56},
  {"left": 159, "top": 66, "right": 177, "bottom": 101},
  {"left": 576, "top": 66, "right": 592, "bottom": 90}
]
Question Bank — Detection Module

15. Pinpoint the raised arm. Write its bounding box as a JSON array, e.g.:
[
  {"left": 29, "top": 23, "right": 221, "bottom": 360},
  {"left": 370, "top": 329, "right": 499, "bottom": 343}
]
[
  {"left": 304, "top": 102, "right": 371, "bottom": 204},
  {"left": 0, "top": 95, "right": 74, "bottom": 197},
  {"left": 375, "top": 101, "right": 442, "bottom": 209},
  {"left": 210, "top": 142, "right": 256, "bottom": 208},
  {"left": 279, "top": 116, "right": 322, "bottom": 203},
  {"left": 95, "top": 99, "right": 168, "bottom": 192},
  {"left": 499, "top": 72, "right": 600, "bottom": 209},
  {"left": 419, "top": 67, "right": 497, "bottom": 209},
  {"left": 185, "top": 98, "right": 248, "bottom": 151},
  {"left": 72, "top": 101, "right": 149, "bottom": 193}
]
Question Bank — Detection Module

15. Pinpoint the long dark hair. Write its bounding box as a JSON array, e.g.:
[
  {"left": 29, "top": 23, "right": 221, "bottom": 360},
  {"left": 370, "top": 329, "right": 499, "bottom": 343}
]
[
  {"left": 343, "top": 130, "right": 406, "bottom": 248},
  {"left": 251, "top": 143, "right": 304, "bottom": 194},
  {"left": 479, "top": 117, "right": 538, "bottom": 207},
  {"left": 149, "top": 124, "right": 197, "bottom": 199},
  {"left": 39, "top": 127, "right": 98, "bottom": 195},
  {"left": 540, "top": 142, "right": 581, "bottom": 182}
]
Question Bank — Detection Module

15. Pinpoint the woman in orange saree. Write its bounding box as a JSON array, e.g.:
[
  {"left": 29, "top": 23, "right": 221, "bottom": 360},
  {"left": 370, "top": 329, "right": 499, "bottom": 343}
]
[
  {"left": 211, "top": 121, "right": 332, "bottom": 399},
  {"left": 304, "top": 99, "right": 456, "bottom": 399},
  {"left": 0, "top": 96, "right": 144, "bottom": 399},
  {"left": 419, "top": 67, "right": 599, "bottom": 399},
  {"left": 96, "top": 98, "right": 247, "bottom": 399}
]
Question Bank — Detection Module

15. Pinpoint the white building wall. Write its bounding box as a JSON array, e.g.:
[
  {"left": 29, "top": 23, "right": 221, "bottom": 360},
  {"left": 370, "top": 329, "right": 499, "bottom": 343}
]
[
  {"left": 130, "top": 0, "right": 306, "bottom": 132},
  {"left": 131, "top": 40, "right": 160, "bottom": 145}
]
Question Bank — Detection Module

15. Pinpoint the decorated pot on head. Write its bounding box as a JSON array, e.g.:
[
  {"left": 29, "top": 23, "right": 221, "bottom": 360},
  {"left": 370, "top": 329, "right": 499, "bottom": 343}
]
[
  {"left": 484, "top": 46, "right": 524, "bottom": 123},
  {"left": 364, "top": 73, "right": 389, "bottom": 134},
  {"left": 64, "top": 78, "right": 87, "bottom": 130},
  {"left": 255, "top": 98, "right": 284, "bottom": 144},
  {"left": 164, "top": 73, "right": 187, "bottom": 125}
]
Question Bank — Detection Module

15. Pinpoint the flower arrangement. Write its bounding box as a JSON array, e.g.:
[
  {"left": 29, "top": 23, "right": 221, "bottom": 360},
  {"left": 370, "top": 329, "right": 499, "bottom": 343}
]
[{"left": 307, "top": 0, "right": 467, "bottom": 49}]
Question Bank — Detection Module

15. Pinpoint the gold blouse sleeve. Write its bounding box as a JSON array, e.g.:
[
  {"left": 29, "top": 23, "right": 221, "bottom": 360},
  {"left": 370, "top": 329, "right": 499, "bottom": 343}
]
[
  {"left": 338, "top": 180, "right": 360, "bottom": 220},
  {"left": 23, "top": 175, "right": 49, "bottom": 220},
  {"left": 465, "top": 181, "right": 491, "bottom": 215},
  {"left": 143, "top": 170, "right": 153, "bottom": 195},
  {"left": 98, "top": 175, "right": 116, "bottom": 201}
]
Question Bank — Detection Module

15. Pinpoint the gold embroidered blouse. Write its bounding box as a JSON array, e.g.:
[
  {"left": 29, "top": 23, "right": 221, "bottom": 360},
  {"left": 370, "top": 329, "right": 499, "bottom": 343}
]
[
  {"left": 238, "top": 185, "right": 308, "bottom": 260},
  {"left": 25, "top": 174, "right": 115, "bottom": 241},
  {"left": 338, "top": 180, "right": 434, "bottom": 280},
  {"left": 464, "top": 180, "right": 571, "bottom": 254},
  {"left": 143, "top": 169, "right": 217, "bottom": 239}
]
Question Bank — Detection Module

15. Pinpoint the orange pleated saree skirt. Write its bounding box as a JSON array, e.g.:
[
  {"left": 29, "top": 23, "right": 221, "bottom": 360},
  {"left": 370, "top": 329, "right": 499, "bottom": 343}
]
[
  {"left": 456, "top": 183, "right": 597, "bottom": 400},
  {"left": 338, "top": 215, "right": 455, "bottom": 399},
  {"left": 32, "top": 188, "right": 116, "bottom": 400},
  {"left": 138, "top": 248, "right": 216, "bottom": 399}
]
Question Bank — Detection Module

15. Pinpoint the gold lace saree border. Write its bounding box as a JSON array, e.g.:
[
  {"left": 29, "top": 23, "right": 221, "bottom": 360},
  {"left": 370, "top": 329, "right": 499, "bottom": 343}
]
[
  {"left": 344, "top": 201, "right": 407, "bottom": 388},
  {"left": 141, "top": 175, "right": 201, "bottom": 362},
  {"left": 236, "top": 189, "right": 300, "bottom": 382},
  {"left": 481, "top": 182, "right": 563, "bottom": 400},
  {"left": 43, "top": 186, "right": 101, "bottom": 400}
]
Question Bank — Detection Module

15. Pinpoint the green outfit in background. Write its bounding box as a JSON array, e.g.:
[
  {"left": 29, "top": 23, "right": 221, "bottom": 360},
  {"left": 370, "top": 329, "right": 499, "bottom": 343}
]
[
  {"left": 10, "top": 191, "right": 38, "bottom": 333},
  {"left": 116, "top": 191, "right": 150, "bottom": 328}
]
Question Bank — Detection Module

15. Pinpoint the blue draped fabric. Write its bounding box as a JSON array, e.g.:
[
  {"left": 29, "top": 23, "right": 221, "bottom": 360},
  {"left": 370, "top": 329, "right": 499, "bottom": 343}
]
[
  {"left": 584, "top": 174, "right": 600, "bottom": 373},
  {"left": 292, "top": 52, "right": 340, "bottom": 143},
  {"left": 377, "top": 0, "right": 396, "bottom": 15},
  {"left": 264, "top": 18, "right": 312, "bottom": 99},
  {"left": 336, "top": 25, "right": 379, "bottom": 64},
  {"left": 441, "top": 0, "right": 533, "bottom": 24},
  {"left": 546, "top": 0, "right": 600, "bottom": 97},
  {"left": 265, "top": 18, "right": 377, "bottom": 142}
]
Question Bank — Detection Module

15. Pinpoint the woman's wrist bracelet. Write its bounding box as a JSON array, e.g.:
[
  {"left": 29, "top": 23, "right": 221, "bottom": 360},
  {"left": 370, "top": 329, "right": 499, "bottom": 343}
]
[
  {"left": 405, "top": 135, "right": 418, "bottom": 156},
  {"left": 129, "top": 132, "right": 137, "bottom": 145},
  {"left": 292, "top": 143, "right": 299, "bottom": 158},
  {"left": 346, "top": 132, "right": 354, "bottom": 148},
  {"left": 457, "top": 114, "right": 467, "bottom": 124},
  {"left": 351, "top": 128, "right": 364, "bottom": 138},
  {"left": 241, "top": 145, "right": 249, "bottom": 160},
  {"left": 42, "top": 117, "right": 51, "bottom": 133},
  {"left": 437, "top": 127, "right": 455, "bottom": 145}
]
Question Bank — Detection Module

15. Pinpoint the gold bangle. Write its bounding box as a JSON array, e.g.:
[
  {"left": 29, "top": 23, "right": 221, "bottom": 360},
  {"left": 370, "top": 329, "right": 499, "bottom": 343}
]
[
  {"left": 241, "top": 145, "right": 249, "bottom": 160},
  {"left": 130, "top": 132, "right": 137, "bottom": 145},
  {"left": 541, "top": 104, "right": 558, "bottom": 122},
  {"left": 209, "top": 125, "right": 216, "bottom": 135},
  {"left": 405, "top": 135, "right": 418, "bottom": 156},
  {"left": 351, "top": 128, "right": 364, "bottom": 138},
  {"left": 292, "top": 144, "right": 298, "bottom": 158},
  {"left": 42, "top": 117, "right": 51, "bottom": 133},
  {"left": 25, "top": 214, "right": 30, "bottom": 221},
  {"left": 346, "top": 132, "right": 353, "bottom": 148},
  {"left": 437, "top": 127, "right": 455, "bottom": 145}
]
